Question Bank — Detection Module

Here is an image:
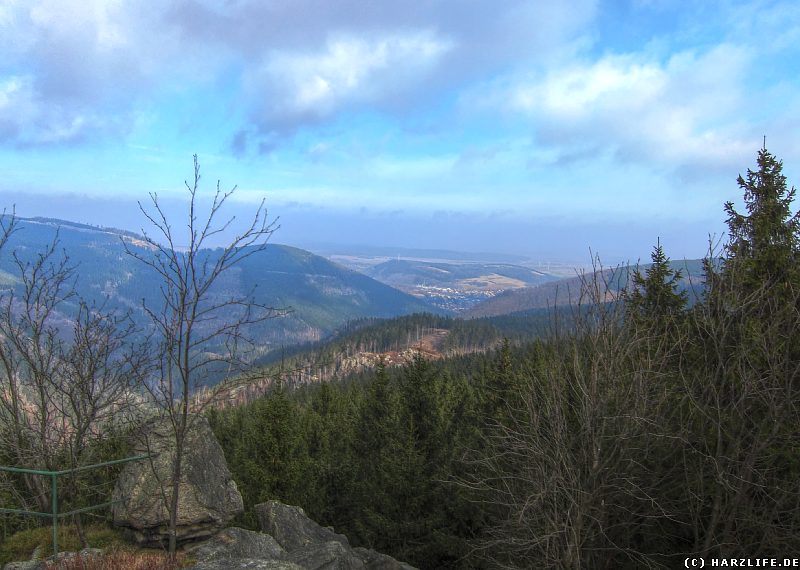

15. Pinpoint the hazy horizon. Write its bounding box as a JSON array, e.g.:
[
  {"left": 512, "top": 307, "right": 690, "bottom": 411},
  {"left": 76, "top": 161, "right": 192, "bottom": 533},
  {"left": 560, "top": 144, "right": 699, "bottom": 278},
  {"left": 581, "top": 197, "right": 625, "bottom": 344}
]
[{"left": 0, "top": 189, "right": 725, "bottom": 266}]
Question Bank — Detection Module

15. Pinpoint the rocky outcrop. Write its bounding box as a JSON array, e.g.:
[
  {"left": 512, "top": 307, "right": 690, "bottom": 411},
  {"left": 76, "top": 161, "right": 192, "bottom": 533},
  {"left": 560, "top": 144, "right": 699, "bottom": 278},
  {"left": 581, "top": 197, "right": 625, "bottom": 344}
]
[
  {"left": 187, "top": 527, "right": 286, "bottom": 562},
  {"left": 285, "top": 541, "right": 365, "bottom": 570},
  {"left": 111, "top": 415, "right": 244, "bottom": 547},
  {"left": 254, "top": 501, "right": 351, "bottom": 552},
  {"left": 185, "top": 501, "right": 415, "bottom": 570}
]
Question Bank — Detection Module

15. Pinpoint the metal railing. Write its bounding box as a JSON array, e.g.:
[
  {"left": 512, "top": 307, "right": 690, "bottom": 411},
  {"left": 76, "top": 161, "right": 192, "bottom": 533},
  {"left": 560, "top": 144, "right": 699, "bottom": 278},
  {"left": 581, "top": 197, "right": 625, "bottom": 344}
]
[{"left": 0, "top": 455, "right": 149, "bottom": 557}]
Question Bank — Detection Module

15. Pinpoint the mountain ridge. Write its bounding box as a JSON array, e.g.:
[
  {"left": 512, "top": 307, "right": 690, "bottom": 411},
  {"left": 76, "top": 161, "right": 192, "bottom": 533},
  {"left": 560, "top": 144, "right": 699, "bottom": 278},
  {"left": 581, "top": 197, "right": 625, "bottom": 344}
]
[{"left": 0, "top": 216, "right": 442, "bottom": 353}]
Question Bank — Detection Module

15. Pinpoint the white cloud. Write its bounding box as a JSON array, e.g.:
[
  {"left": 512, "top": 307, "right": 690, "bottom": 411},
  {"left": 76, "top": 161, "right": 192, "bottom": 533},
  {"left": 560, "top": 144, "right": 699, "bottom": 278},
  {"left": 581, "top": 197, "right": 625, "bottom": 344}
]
[
  {"left": 0, "top": 76, "right": 25, "bottom": 109},
  {"left": 512, "top": 56, "right": 665, "bottom": 118},
  {"left": 499, "top": 43, "right": 756, "bottom": 174},
  {"left": 0, "top": 0, "right": 170, "bottom": 145},
  {"left": 0, "top": 72, "right": 131, "bottom": 145},
  {"left": 246, "top": 31, "right": 453, "bottom": 128},
  {"left": 0, "top": 76, "right": 57, "bottom": 142},
  {"left": 3, "top": 0, "right": 794, "bottom": 165}
]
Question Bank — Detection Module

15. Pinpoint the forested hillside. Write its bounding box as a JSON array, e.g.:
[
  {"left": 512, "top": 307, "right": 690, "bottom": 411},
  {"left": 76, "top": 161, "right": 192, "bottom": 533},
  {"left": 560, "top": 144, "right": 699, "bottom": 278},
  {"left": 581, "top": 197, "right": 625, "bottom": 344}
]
[
  {"left": 465, "top": 258, "right": 706, "bottom": 318},
  {"left": 198, "top": 310, "right": 558, "bottom": 407},
  {"left": 253, "top": 310, "right": 557, "bottom": 368}
]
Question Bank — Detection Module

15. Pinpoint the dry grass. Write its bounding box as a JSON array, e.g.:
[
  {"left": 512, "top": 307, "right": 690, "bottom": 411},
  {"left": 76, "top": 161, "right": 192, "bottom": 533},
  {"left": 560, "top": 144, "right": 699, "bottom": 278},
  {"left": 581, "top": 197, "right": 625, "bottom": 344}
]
[{"left": 45, "top": 547, "right": 191, "bottom": 570}]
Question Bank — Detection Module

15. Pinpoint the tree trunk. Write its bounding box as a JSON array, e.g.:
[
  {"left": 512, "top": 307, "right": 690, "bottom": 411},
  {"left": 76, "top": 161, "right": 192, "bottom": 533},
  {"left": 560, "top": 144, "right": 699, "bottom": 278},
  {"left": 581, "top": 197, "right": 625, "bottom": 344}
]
[{"left": 168, "top": 432, "right": 184, "bottom": 556}]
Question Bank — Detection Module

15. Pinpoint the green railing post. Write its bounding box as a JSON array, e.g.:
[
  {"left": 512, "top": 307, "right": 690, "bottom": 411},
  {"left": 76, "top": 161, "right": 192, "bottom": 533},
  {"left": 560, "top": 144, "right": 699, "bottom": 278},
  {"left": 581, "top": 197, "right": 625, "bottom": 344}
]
[
  {"left": 0, "top": 454, "right": 149, "bottom": 558},
  {"left": 51, "top": 473, "right": 58, "bottom": 557}
]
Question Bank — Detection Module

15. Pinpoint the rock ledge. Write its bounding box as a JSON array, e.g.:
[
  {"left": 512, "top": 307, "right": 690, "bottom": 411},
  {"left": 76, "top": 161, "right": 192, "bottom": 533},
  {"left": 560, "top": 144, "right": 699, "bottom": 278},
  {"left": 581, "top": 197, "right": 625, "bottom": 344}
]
[{"left": 186, "top": 501, "right": 416, "bottom": 570}]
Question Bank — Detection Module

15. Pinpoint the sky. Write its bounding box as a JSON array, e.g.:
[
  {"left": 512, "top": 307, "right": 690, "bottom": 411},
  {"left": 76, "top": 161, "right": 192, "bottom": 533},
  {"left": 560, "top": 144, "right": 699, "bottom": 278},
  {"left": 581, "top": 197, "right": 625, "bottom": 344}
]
[{"left": 0, "top": 0, "right": 798, "bottom": 264}]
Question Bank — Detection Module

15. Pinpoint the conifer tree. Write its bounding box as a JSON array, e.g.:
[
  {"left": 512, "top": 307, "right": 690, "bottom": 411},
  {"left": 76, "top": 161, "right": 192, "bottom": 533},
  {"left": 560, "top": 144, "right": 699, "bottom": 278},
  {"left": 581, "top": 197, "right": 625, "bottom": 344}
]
[
  {"left": 625, "top": 239, "right": 687, "bottom": 327},
  {"left": 483, "top": 338, "right": 519, "bottom": 422},
  {"left": 351, "top": 360, "right": 405, "bottom": 547},
  {"left": 719, "top": 146, "right": 799, "bottom": 301},
  {"left": 725, "top": 148, "right": 799, "bottom": 275}
]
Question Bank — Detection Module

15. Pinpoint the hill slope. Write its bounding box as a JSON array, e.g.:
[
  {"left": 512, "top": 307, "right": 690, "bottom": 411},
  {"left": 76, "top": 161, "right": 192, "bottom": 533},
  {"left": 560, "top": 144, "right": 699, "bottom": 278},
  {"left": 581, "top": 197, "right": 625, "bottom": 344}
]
[
  {"left": 465, "top": 260, "right": 706, "bottom": 318},
  {"left": 0, "top": 217, "right": 439, "bottom": 348},
  {"left": 204, "top": 308, "right": 560, "bottom": 407}
]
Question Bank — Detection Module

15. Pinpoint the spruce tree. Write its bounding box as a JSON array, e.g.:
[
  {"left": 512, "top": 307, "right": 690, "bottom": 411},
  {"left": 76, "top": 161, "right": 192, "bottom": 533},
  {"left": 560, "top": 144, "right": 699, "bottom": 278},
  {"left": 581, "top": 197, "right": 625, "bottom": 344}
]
[
  {"left": 625, "top": 239, "right": 687, "bottom": 326},
  {"left": 721, "top": 146, "right": 800, "bottom": 297},
  {"left": 483, "top": 338, "right": 520, "bottom": 422}
]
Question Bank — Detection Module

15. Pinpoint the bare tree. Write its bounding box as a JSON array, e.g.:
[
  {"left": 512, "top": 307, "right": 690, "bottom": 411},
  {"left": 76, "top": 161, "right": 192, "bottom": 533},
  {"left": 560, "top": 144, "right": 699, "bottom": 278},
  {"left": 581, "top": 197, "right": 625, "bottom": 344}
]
[
  {"left": 0, "top": 225, "right": 78, "bottom": 514},
  {"left": 56, "top": 301, "right": 150, "bottom": 544},
  {"left": 124, "top": 155, "right": 282, "bottom": 554},
  {"left": 459, "top": 264, "right": 685, "bottom": 569},
  {"left": 677, "top": 263, "right": 800, "bottom": 556},
  {"left": 0, "top": 214, "right": 147, "bottom": 542}
]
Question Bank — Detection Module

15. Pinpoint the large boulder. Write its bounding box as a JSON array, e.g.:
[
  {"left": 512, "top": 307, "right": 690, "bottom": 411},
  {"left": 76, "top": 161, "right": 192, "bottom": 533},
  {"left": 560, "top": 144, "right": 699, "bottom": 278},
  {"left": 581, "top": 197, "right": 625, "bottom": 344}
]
[
  {"left": 255, "top": 501, "right": 350, "bottom": 551},
  {"left": 253, "top": 501, "right": 415, "bottom": 570},
  {"left": 111, "top": 415, "right": 244, "bottom": 547},
  {"left": 1, "top": 549, "right": 104, "bottom": 570}
]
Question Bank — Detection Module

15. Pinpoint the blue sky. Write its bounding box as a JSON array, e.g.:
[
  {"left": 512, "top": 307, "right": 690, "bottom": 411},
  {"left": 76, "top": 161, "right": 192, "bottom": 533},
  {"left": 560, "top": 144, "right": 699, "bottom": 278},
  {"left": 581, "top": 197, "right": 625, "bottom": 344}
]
[{"left": 0, "top": 0, "right": 798, "bottom": 263}]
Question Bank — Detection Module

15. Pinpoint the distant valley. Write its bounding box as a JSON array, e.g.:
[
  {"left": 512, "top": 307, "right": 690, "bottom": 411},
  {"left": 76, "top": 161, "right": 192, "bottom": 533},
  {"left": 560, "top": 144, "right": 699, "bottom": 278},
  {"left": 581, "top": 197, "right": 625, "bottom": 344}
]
[
  {"left": 363, "top": 259, "right": 559, "bottom": 312},
  {"left": 0, "top": 217, "right": 440, "bottom": 357},
  {"left": 315, "top": 247, "right": 564, "bottom": 312}
]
